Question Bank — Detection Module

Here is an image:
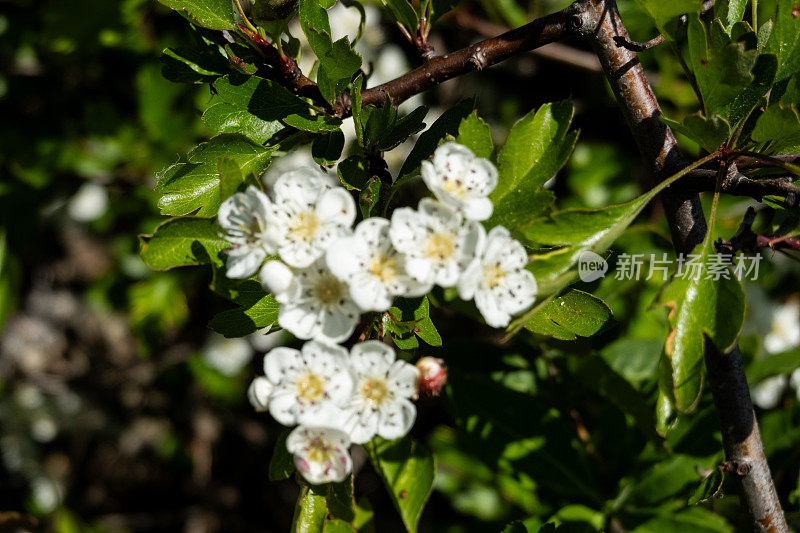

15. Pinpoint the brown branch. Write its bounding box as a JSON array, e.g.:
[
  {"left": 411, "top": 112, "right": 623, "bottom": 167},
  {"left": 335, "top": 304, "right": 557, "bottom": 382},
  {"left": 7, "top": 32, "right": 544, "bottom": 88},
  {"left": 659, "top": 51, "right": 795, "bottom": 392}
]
[
  {"left": 612, "top": 33, "right": 664, "bottom": 51},
  {"left": 571, "top": 0, "right": 788, "bottom": 530},
  {"left": 680, "top": 167, "right": 800, "bottom": 202}
]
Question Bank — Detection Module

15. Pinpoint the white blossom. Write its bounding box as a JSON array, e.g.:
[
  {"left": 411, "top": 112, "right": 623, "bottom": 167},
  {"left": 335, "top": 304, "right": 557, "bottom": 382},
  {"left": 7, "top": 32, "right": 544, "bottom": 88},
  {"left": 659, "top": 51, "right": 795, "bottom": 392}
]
[
  {"left": 342, "top": 341, "right": 419, "bottom": 444},
  {"left": 327, "top": 218, "right": 430, "bottom": 311},
  {"left": 390, "top": 198, "right": 484, "bottom": 288},
  {"left": 201, "top": 334, "right": 253, "bottom": 376},
  {"left": 286, "top": 425, "right": 352, "bottom": 484},
  {"left": 68, "top": 182, "right": 108, "bottom": 222},
  {"left": 421, "top": 142, "right": 498, "bottom": 221},
  {"left": 458, "top": 226, "right": 537, "bottom": 328},
  {"left": 764, "top": 301, "right": 800, "bottom": 354},
  {"left": 264, "top": 167, "right": 355, "bottom": 268},
  {"left": 260, "top": 341, "right": 354, "bottom": 426},
  {"left": 218, "top": 186, "right": 274, "bottom": 279},
  {"left": 247, "top": 376, "right": 273, "bottom": 412},
  {"left": 752, "top": 375, "right": 788, "bottom": 410},
  {"left": 263, "top": 258, "right": 362, "bottom": 344}
]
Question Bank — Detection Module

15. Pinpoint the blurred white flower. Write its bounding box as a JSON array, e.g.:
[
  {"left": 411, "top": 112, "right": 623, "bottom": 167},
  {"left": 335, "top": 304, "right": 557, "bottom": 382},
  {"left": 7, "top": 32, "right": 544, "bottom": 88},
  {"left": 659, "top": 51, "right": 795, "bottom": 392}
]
[
  {"left": 327, "top": 218, "right": 430, "bottom": 311},
  {"left": 390, "top": 198, "right": 484, "bottom": 288},
  {"left": 218, "top": 186, "right": 274, "bottom": 279},
  {"left": 264, "top": 167, "right": 355, "bottom": 268},
  {"left": 201, "top": 334, "right": 254, "bottom": 376},
  {"left": 287, "top": 424, "right": 352, "bottom": 484},
  {"left": 248, "top": 327, "right": 290, "bottom": 352},
  {"left": 30, "top": 416, "right": 58, "bottom": 443},
  {"left": 31, "top": 476, "right": 62, "bottom": 513},
  {"left": 752, "top": 375, "right": 788, "bottom": 410},
  {"left": 68, "top": 182, "right": 108, "bottom": 222},
  {"left": 422, "top": 142, "right": 498, "bottom": 221},
  {"left": 764, "top": 301, "right": 800, "bottom": 354},
  {"left": 265, "top": 258, "right": 361, "bottom": 344},
  {"left": 342, "top": 341, "right": 418, "bottom": 444},
  {"left": 458, "top": 226, "right": 537, "bottom": 328},
  {"left": 260, "top": 341, "right": 354, "bottom": 426}
]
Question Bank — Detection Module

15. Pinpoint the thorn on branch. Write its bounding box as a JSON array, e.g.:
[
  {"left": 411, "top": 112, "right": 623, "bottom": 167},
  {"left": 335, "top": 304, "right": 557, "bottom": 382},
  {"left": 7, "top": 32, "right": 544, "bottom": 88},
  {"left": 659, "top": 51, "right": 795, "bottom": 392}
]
[
  {"left": 612, "top": 34, "right": 664, "bottom": 51},
  {"left": 721, "top": 460, "right": 753, "bottom": 477}
]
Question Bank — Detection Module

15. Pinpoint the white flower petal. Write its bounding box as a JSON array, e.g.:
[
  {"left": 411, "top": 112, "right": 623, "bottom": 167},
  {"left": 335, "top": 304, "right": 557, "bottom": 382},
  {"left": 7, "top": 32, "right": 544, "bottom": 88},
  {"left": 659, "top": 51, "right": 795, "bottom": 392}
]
[
  {"left": 388, "top": 360, "right": 420, "bottom": 398},
  {"left": 475, "top": 289, "right": 512, "bottom": 328},
  {"left": 260, "top": 260, "right": 294, "bottom": 295},
  {"left": 346, "top": 409, "right": 381, "bottom": 444},
  {"left": 278, "top": 242, "right": 318, "bottom": 269},
  {"left": 326, "top": 237, "right": 362, "bottom": 281},
  {"left": 247, "top": 376, "right": 273, "bottom": 412},
  {"left": 315, "top": 188, "right": 356, "bottom": 226},
  {"left": 264, "top": 347, "right": 302, "bottom": 384},
  {"left": 351, "top": 341, "right": 395, "bottom": 374},
  {"left": 350, "top": 276, "right": 393, "bottom": 311},
  {"left": 377, "top": 398, "right": 416, "bottom": 440},
  {"left": 461, "top": 197, "right": 493, "bottom": 221},
  {"left": 318, "top": 305, "right": 359, "bottom": 343},
  {"left": 226, "top": 247, "right": 266, "bottom": 279},
  {"left": 269, "top": 389, "right": 301, "bottom": 426}
]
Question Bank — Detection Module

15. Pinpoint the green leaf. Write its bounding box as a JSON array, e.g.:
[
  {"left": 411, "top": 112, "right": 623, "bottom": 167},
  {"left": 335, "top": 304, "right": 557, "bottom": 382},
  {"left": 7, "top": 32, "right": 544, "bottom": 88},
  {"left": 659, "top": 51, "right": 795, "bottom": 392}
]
[
  {"left": 383, "top": 296, "right": 441, "bottom": 348},
  {"left": 0, "top": 230, "right": 18, "bottom": 331},
  {"left": 160, "top": 46, "right": 227, "bottom": 84},
  {"left": 524, "top": 290, "right": 613, "bottom": 339},
  {"left": 378, "top": 105, "right": 428, "bottom": 152},
  {"left": 218, "top": 157, "right": 245, "bottom": 201},
  {"left": 456, "top": 111, "right": 493, "bottom": 159},
  {"left": 203, "top": 75, "right": 312, "bottom": 143},
  {"left": 283, "top": 112, "right": 343, "bottom": 133},
  {"left": 337, "top": 155, "right": 370, "bottom": 191},
  {"left": 767, "top": 0, "right": 800, "bottom": 82},
  {"left": 358, "top": 177, "right": 382, "bottom": 218},
  {"left": 139, "top": 217, "right": 228, "bottom": 270},
  {"left": 396, "top": 99, "right": 475, "bottom": 185},
  {"left": 156, "top": 134, "right": 275, "bottom": 217},
  {"left": 661, "top": 114, "right": 731, "bottom": 152},
  {"left": 366, "top": 437, "right": 435, "bottom": 533},
  {"left": 312, "top": 130, "right": 345, "bottom": 165},
  {"left": 751, "top": 103, "right": 800, "bottom": 151},
  {"left": 631, "top": 507, "right": 732, "bottom": 532},
  {"left": 209, "top": 273, "right": 280, "bottom": 337},
  {"left": 157, "top": 0, "right": 236, "bottom": 30},
  {"left": 323, "top": 519, "right": 357, "bottom": 533},
  {"left": 658, "top": 209, "right": 746, "bottom": 412},
  {"left": 687, "top": 466, "right": 725, "bottom": 505},
  {"left": 380, "top": 0, "right": 418, "bottom": 31},
  {"left": 632, "top": 0, "right": 702, "bottom": 41},
  {"left": 269, "top": 429, "right": 295, "bottom": 480},
  {"left": 489, "top": 101, "right": 578, "bottom": 230},
  {"left": 292, "top": 485, "right": 328, "bottom": 533},
  {"left": 298, "top": 0, "right": 362, "bottom": 102},
  {"left": 748, "top": 348, "right": 800, "bottom": 382},
  {"left": 502, "top": 522, "right": 529, "bottom": 533},
  {"left": 326, "top": 476, "right": 356, "bottom": 522},
  {"left": 716, "top": 0, "right": 747, "bottom": 34}
]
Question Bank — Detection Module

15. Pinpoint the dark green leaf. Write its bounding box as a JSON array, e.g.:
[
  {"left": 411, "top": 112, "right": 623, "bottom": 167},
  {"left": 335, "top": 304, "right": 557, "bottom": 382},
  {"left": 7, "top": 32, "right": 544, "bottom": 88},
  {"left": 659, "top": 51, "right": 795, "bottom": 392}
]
[
  {"left": 358, "top": 177, "right": 382, "bottom": 218},
  {"left": 157, "top": 0, "right": 236, "bottom": 30},
  {"left": 378, "top": 105, "right": 428, "bottom": 151},
  {"left": 633, "top": 0, "right": 702, "bottom": 41},
  {"left": 687, "top": 466, "right": 725, "bottom": 505},
  {"left": 312, "top": 130, "right": 345, "bottom": 165},
  {"left": 323, "top": 519, "right": 357, "bottom": 533},
  {"left": 751, "top": 103, "right": 800, "bottom": 151},
  {"left": 456, "top": 111, "right": 493, "bottom": 159},
  {"left": 366, "top": 437, "right": 435, "bottom": 533},
  {"left": 384, "top": 296, "right": 441, "bottom": 348},
  {"left": 502, "top": 522, "right": 528, "bottom": 533},
  {"left": 160, "top": 46, "right": 227, "bottom": 84},
  {"left": 283, "top": 112, "right": 343, "bottom": 133},
  {"left": 269, "top": 429, "right": 295, "bottom": 480},
  {"left": 716, "top": 0, "right": 747, "bottom": 34},
  {"left": 139, "top": 217, "right": 227, "bottom": 270},
  {"left": 748, "top": 348, "right": 800, "bottom": 382},
  {"left": 380, "top": 0, "right": 418, "bottom": 31},
  {"left": 218, "top": 157, "right": 244, "bottom": 201},
  {"left": 326, "top": 476, "right": 356, "bottom": 522},
  {"left": 156, "top": 134, "right": 275, "bottom": 217},
  {"left": 337, "top": 155, "right": 370, "bottom": 191},
  {"left": 661, "top": 114, "right": 731, "bottom": 152},
  {"left": 631, "top": 507, "right": 732, "bottom": 532},
  {"left": 209, "top": 273, "right": 280, "bottom": 337}
]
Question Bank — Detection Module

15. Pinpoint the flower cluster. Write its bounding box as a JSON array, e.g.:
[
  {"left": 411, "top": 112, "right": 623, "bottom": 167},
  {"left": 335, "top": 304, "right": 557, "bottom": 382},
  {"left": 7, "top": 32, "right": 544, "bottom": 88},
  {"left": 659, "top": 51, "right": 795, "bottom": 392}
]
[
  {"left": 247, "top": 340, "right": 419, "bottom": 483},
  {"left": 220, "top": 142, "right": 539, "bottom": 484}
]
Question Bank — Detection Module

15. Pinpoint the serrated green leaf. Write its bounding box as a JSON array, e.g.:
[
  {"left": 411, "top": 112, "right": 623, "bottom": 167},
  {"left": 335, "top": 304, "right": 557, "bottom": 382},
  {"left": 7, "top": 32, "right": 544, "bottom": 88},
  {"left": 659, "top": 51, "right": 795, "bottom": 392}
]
[
  {"left": 456, "top": 111, "right": 493, "bottom": 159},
  {"left": 209, "top": 273, "right": 280, "bottom": 337},
  {"left": 716, "top": 0, "right": 747, "bottom": 34},
  {"left": 661, "top": 114, "right": 731, "bottom": 152},
  {"left": 157, "top": 0, "right": 236, "bottom": 30},
  {"left": 767, "top": 0, "right": 800, "bottom": 82},
  {"left": 139, "top": 217, "right": 228, "bottom": 270},
  {"left": 380, "top": 0, "right": 418, "bottom": 31},
  {"left": 384, "top": 296, "right": 440, "bottom": 348},
  {"left": 378, "top": 105, "right": 428, "bottom": 151},
  {"left": 366, "top": 437, "right": 435, "bottom": 533},
  {"left": 156, "top": 134, "right": 275, "bottom": 217},
  {"left": 751, "top": 103, "right": 800, "bottom": 151},
  {"left": 269, "top": 429, "right": 295, "bottom": 480},
  {"left": 633, "top": 0, "right": 702, "bottom": 41},
  {"left": 358, "top": 177, "right": 382, "bottom": 218},
  {"left": 218, "top": 157, "right": 244, "bottom": 201},
  {"left": 203, "top": 75, "right": 311, "bottom": 143},
  {"left": 312, "top": 130, "right": 345, "bottom": 165},
  {"left": 658, "top": 205, "right": 746, "bottom": 412},
  {"left": 293, "top": 485, "right": 328, "bottom": 533},
  {"left": 489, "top": 101, "right": 577, "bottom": 230},
  {"left": 283, "top": 112, "right": 343, "bottom": 133},
  {"left": 524, "top": 289, "right": 613, "bottom": 338}
]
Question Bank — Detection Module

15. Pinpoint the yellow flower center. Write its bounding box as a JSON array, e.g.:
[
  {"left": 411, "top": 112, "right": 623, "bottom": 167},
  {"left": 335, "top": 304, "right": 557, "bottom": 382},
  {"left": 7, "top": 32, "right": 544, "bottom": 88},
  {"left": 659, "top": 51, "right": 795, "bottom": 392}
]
[
  {"left": 306, "top": 438, "right": 333, "bottom": 463},
  {"left": 369, "top": 255, "right": 397, "bottom": 283},
  {"left": 313, "top": 274, "right": 344, "bottom": 305},
  {"left": 296, "top": 373, "right": 325, "bottom": 402},
  {"left": 289, "top": 212, "right": 321, "bottom": 242},
  {"left": 426, "top": 232, "right": 455, "bottom": 261},
  {"left": 442, "top": 177, "right": 466, "bottom": 198},
  {"left": 360, "top": 378, "right": 389, "bottom": 407},
  {"left": 483, "top": 264, "right": 506, "bottom": 288}
]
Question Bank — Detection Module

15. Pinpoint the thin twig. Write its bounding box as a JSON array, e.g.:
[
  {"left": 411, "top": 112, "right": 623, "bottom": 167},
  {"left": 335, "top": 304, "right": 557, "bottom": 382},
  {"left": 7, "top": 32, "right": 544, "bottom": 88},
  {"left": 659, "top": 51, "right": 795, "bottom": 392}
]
[{"left": 612, "top": 34, "right": 665, "bottom": 51}]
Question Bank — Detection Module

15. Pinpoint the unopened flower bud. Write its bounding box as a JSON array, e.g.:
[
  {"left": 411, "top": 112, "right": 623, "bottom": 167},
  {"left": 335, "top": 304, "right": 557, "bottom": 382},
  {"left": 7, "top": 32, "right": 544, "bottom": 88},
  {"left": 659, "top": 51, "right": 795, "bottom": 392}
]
[{"left": 416, "top": 357, "right": 447, "bottom": 397}]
